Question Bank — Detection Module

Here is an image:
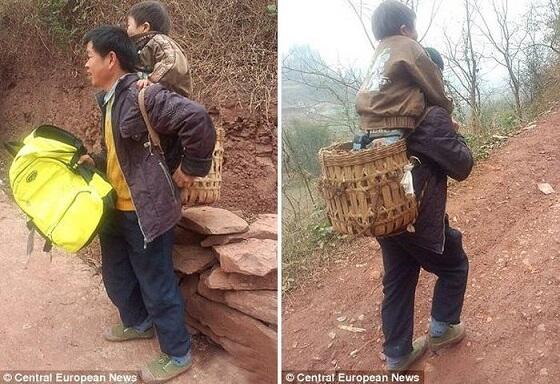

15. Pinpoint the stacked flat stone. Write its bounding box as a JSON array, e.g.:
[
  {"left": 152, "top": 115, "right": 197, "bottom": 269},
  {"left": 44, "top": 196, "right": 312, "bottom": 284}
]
[{"left": 173, "top": 206, "right": 277, "bottom": 383}]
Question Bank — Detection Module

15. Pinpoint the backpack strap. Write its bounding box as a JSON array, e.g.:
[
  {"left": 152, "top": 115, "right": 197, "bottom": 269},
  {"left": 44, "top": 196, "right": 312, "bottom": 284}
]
[
  {"left": 3, "top": 141, "right": 23, "bottom": 158},
  {"left": 138, "top": 88, "right": 164, "bottom": 155},
  {"left": 34, "top": 125, "right": 85, "bottom": 151},
  {"left": 26, "top": 221, "right": 35, "bottom": 259},
  {"left": 25, "top": 220, "right": 53, "bottom": 264}
]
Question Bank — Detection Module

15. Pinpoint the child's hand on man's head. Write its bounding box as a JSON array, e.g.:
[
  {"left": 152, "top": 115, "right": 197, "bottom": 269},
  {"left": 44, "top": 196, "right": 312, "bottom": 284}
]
[{"left": 136, "top": 79, "right": 153, "bottom": 90}]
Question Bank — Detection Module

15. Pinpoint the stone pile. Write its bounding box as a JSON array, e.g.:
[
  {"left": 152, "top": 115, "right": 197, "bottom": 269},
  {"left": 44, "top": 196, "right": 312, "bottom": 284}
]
[{"left": 173, "top": 206, "right": 278, "bottom": 383}]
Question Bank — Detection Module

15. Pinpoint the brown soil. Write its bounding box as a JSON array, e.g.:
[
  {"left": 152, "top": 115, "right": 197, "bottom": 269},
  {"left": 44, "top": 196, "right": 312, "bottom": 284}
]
[
  {"left": 0, "top": 190, "right": 257, "bottom": 383},
  {"left": 283, "top": 111, "right": 560, "bottom": 383}
]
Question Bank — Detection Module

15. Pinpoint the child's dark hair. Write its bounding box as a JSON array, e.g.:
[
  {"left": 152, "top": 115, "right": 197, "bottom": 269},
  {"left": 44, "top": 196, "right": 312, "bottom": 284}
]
[
  {"left": 83, "top": 25, "right": 137, "bottom": 73},
  {"left": 371, "top": 0, "right": 416, "bottom": 40},
  {"left": 425, "top": 47, "right": 444, "bottom": 71},
  {"left": 129, "top": 1, "right": 171, "bottom": 34}
]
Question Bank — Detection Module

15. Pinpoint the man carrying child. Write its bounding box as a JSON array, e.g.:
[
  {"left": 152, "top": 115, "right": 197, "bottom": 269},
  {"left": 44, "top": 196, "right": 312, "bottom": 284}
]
[{"left": 356, "top": 0, "right": 474, "bottom": 371}]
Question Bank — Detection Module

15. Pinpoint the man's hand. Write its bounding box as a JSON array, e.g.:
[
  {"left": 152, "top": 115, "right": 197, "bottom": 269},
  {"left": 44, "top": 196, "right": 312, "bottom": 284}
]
[
  {"left": 451, "top": 118, "right": 462, "bottom": 132},
  {"left": 172, "top": 167, "right": 197, "bottom": 188},
  {"left": 136, "top": 79, "right": 153, "bottom": 90},
  {"left": 77, "top": 154, "right": 95, "bottom": 167}
]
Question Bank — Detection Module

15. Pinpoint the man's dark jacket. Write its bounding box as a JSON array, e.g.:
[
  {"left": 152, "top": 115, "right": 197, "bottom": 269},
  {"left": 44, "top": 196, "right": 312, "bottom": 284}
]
[
  {"left": 394, "top": 106, "right": 474, "bottom": 253},
  {"left": 92, "top": 73, "right": 216, "bottom": 243}
]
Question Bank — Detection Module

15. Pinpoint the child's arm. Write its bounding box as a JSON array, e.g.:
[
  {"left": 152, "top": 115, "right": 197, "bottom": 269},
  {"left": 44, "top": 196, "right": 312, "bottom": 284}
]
[
  {"left": 404, "top": 52, "right": 454, "bottom": 114},
  {"left": 145, "top": 36, "right": 189, "bottom": 86}
]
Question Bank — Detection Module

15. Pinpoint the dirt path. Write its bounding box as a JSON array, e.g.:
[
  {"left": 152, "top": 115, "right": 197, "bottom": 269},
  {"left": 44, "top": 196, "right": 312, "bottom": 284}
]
[
  {"left": 283, "top": 111, "right": 560, "bottom": 383},
  {"left": 0, "top": 191, "right": 254, "bottom": 383}
]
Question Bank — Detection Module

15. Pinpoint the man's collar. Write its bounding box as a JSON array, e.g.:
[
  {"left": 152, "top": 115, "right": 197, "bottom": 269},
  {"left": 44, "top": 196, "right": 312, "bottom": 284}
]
[
  {"left": 103, "top": 73, "right": 128, "bottom": 105},
  {"left": 95, "top": 73, "right": 139, "bottom": 108}
]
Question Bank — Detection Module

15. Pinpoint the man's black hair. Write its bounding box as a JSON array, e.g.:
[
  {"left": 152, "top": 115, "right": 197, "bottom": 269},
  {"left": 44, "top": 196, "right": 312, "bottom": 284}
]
[
  {"left": 425, "top": 47, "right": 444, "bottom": 71},
  {"left": 371, "top": 0, "right": 416, "bottom": 40},
  {"left": 129, "top": 1, "right": 171, "bottom": 34},
  {"left": 83, "top": 25, "right": 137, "bottom": 73}
]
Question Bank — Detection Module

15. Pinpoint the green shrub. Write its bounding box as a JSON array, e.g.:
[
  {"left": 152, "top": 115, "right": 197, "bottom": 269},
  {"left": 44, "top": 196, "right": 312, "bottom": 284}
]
[
  {"left": 283, "top": 119, "right": 332, "bottom": 177},
  {"left": 282, "top": 203, "right": 341, "bottom": 292}
]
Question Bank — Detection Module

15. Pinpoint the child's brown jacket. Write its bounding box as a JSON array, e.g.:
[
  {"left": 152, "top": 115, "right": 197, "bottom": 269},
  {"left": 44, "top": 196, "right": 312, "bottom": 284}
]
[
  {"left": 133, "top": 32, "right": 193, "bottom": 98},
  {"left": 356, "top": 35, "right": 453, "bottom": 131}
]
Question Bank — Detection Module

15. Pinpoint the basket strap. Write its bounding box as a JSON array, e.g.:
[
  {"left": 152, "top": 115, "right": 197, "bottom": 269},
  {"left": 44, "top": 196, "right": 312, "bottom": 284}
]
[
  {"left": 416, "top": 177, "right": 429, "bottom": 210},
  {"left": 408, "top": 156, "right": 429, "bottom": 209},
  {"left": 3, "top": 141, "right": 23, "bottom": 158},
  {"left": 138, "top": 88, "right": 164, "bottom": 155}
]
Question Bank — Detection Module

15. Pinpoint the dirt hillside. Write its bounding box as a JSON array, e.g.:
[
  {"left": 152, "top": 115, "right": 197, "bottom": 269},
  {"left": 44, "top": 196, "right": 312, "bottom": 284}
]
[{"left": 0, "top": 1, "right": 277, "bottom": 216}]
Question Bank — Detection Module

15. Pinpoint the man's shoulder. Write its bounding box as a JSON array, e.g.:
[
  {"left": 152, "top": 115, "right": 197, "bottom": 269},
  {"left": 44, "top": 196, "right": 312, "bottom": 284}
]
[
  {"left": 115, "top": 74, "right": 141, "bottom": 97},
  {"left": 118, "top": 82, "right": 165, "bottom": 110},
  {"left": 140, "top": 84, "right": 204, "bottom": 114},
  {"left": 414, "top": 106, "right": 453, "bottom": 136},
  {"left": 424, "top": 106, "right": 452, "bottom": 123}
]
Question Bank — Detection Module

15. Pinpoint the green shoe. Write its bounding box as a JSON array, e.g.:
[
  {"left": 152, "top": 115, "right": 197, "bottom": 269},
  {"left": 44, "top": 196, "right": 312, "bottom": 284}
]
[
  {"left": 141, "top": 352, "right": 193, "bottom": 384},
  {"left": 387, "top": 335, "right": 428, "bottom": 372},
  {"left": 103, "top": 324, "right": 154, "bottom": 342},
  {"left": 430, "top": 322, "right": 466, "bottom": 352}
]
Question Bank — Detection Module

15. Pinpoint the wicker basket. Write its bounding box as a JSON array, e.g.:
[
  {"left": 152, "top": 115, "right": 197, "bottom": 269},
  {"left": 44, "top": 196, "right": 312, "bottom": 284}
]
[
  {"left": 181, "top": 127, "right": 224, "bottom": 205},
  {"left": 318, "top": 139, "right": 417, "bottom": 237}
]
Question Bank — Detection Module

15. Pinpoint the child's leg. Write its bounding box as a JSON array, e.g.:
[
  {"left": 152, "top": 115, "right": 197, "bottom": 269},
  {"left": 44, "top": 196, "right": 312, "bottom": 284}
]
[
  {"left": 383, "top": 129, "right": 406, "bottom": 144},
  {"left": 368, "top": 129, "right": 407, "bottom": 146},
  {"left": 377, "top": 237, "right": 422, "bottom": 360}
]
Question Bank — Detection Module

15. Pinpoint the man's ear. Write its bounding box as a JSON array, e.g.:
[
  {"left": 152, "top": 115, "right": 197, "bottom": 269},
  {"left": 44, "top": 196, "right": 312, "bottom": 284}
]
[
  {"left": 107, "top": 51, "right": 118, "bottom": 69},
  {"left": 142, "top": 22, "right": 151, "bottom": 32}
]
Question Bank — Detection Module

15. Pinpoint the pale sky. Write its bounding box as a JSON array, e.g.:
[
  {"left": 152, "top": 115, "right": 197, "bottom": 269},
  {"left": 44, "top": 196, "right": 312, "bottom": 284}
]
[{"left": 279, "top": 0, "right": 539, "bottom": 87}]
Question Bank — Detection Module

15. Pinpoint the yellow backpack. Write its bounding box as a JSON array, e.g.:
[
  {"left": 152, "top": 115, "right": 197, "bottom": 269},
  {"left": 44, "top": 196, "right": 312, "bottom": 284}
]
[{"left": 6, "top": 125, "right": 114, "bottom": 253}]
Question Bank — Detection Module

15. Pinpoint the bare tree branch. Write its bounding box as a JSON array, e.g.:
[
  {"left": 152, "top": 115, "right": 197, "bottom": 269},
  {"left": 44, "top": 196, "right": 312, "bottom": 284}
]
[
  {"left": 442, "top": 0, "right": 482, "bottom": 128},
  {"left": 418, "top": 0, "right": 444, "bottom": 42},
  {"left": 526, "top": 42, "right": 560, "bottom": 54},
  {"left": 473, "top": 0, "right": 526, "bottom": 120},
  {"left": 344, "top": 0, "right": 376, "bottom": 51}
]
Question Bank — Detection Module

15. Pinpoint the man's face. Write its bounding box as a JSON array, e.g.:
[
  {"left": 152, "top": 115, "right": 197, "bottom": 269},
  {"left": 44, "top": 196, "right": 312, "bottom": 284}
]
[{"left": 84, "top": 42, "right": 116, "bottom": 90}]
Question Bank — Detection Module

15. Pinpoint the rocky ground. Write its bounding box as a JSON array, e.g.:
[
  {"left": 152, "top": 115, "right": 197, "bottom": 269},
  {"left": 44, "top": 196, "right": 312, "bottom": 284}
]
[{"left": 0, "top": 191, "right": 259, "bottom": 383}]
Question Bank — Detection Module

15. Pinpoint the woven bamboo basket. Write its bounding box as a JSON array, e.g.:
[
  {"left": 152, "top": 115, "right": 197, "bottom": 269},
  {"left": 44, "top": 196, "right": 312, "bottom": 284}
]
[
  {"left": 318, "top": 139, "right": 417, "bottom": 237},
  {"left": 181, "top": 127, "right": 224, "bottom": 205}
]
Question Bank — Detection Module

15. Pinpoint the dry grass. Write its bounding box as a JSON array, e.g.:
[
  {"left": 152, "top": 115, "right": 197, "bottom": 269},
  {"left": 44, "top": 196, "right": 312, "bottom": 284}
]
[
  {"left": 167, "top": 0, "right": 277, "bottom": 119},
  {"left": 0, "top": 0, "right": 277, "bottom": 121},
  {"left": 529, "top": 61, "right": 560, "bottom": 117}
]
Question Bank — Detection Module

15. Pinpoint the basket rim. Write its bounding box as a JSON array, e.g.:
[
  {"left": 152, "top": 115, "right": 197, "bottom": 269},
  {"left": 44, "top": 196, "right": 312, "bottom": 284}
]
[{"left": 319, "top": 139, "right": 407, "bottom": 167}]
